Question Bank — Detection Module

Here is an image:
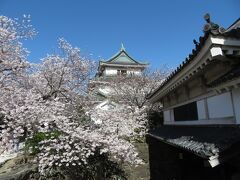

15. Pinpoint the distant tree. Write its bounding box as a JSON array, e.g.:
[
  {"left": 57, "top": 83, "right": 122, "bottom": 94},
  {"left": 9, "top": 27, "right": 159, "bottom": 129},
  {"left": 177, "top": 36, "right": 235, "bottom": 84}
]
[
  {"left": 88, "top": 68, "right": 169, "bottom": 145},
  {"left": 89, "top": 103, "right": 148, "bottom": 140},
  {"left": 109, "top": 68, "right": 169, "bottom": 109}
]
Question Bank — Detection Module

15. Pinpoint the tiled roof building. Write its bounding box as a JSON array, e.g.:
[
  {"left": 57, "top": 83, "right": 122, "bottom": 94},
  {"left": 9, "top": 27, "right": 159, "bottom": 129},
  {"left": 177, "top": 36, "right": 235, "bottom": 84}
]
[
  {"left": 89, "top": 45, "right": 148, "bottom": 110},
  {"left": 147, "top": 14, "right": 240, "bottom": 180},
  {"left": 96, "top": 44, "right": 148, "bottom": 77}
]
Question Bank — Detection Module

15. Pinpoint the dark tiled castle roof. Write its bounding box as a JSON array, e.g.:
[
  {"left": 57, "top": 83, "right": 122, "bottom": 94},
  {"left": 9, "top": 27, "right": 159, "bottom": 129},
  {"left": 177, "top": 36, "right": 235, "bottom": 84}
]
[{"left": 148, "top": 125, "right": 240, "bottom": 159}]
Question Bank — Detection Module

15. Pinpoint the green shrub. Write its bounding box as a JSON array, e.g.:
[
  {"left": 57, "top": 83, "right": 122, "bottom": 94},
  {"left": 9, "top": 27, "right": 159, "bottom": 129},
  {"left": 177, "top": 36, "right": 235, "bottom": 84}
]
[{"left": 25, "top": 131, "right": 61, "bottom": 155}]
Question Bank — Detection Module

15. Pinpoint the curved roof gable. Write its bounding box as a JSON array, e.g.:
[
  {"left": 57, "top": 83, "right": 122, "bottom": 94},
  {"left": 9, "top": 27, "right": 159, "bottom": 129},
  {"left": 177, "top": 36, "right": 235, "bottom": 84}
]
[
  {"left": 107, "top": 50, "right": 140, "bottom": 64},
  {"left": 101, "top": 44, "right": 148, "bottom": 65}
]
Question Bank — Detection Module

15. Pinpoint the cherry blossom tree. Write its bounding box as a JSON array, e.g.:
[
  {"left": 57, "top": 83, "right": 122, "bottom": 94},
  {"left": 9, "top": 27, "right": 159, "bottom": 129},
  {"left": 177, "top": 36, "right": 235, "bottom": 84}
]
[
  {"left": 88, "top": 68, "right": 169, "bottom": 143},
  {"left": 0, "top": 15, "right": 36, "bottom": 88},
  {"left": 30, "top": 38, "right": 96, "bottom": 102},
  {"left": 28, "top": 40, "right": 142, "bottom": 176},
  {"left": 0, "top": 15, "right": 143, "bottom": 178},
  {"left": 108, "top": 68, "right": 169, "bottom": 109},
  {"left": 90, "top": 104, "right": 148, "bottom": 140},
  {"left": 0, "top": 15, "right": 36, "bottom": 151}
]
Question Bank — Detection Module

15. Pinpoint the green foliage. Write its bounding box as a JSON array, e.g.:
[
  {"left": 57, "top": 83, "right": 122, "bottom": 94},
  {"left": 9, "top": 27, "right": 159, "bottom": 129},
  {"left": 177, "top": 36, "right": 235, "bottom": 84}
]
[
  {"left": 148, "top": 110, "right": 163, "bottom": 129},
  {"left": 134, "top": 127, "right": 141, "bottom": 134},
  {"left": 25, "top": 131, "right": 61, "bottom": 155}
]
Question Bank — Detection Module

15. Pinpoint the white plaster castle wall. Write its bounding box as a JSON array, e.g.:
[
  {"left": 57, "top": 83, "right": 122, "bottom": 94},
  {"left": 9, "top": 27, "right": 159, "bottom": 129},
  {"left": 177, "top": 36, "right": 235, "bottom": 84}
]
[
  {"left": 103, "top": 67, "right": 142, "bottom": 76},
  {"left": 207, "top": 92, "right": 234, "bottom": 119},
  {"left": 232, "top": 88, "right": 240, "bottom": 124},
  {"left": 127, "top": 70, "right": 141, "bottom": 75},
  {"left": 197, "top": 100, "right": 207, "bottom": 120},
  {"left": 163, "top": 110, "right": 171, "bottom": 122},
  {"left": 163, "top": 91, "right": 237, "bottom": 125},
  {"left": 104, "top": 68, "right": 117, "bottom": 76}
]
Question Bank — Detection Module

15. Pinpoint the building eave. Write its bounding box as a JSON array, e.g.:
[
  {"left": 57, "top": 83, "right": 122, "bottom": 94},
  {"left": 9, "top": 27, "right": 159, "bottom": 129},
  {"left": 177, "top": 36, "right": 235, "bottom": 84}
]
[
  {"left": 225, "top": 18, "right": 240, "bottom": 32},
  {"left": 148, "top": 34, "right": 240, "bottom": 103},
  {"left": 147, "top": 16, "right": 240, "bottom": 103},
  {"left": 99, "top": 61, "right": 148, "bottom": 68},
  {"left": 147, "top": 34, "right": 212, "bottom": 103}
]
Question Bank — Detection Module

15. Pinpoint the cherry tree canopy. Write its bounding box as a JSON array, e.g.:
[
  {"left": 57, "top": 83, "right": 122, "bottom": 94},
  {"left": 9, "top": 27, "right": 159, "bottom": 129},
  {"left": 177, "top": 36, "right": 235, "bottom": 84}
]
[{"left": 0, "top": 15, "right": 144, "bottom": 177}]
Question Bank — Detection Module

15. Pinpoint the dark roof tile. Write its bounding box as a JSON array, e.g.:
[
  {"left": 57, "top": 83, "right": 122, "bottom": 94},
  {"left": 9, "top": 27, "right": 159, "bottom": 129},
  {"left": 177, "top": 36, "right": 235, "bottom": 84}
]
[{"left": 148, "top": 125, "right": 240, "bottom": 159}]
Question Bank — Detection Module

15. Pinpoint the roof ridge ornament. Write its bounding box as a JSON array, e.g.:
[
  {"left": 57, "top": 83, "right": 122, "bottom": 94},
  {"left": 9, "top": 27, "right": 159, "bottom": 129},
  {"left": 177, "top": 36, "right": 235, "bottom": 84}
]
[
  {"left": 203, "top": 13, "right": 225, "bottom": 35},
  {"left": 120, "top": 43, "right": 125, "bottom": 51}
]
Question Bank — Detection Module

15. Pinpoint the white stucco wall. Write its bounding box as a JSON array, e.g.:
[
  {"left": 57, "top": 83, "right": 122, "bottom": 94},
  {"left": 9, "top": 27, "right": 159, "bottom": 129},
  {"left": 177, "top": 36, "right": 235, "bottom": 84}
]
[
  {"left": 207, "top": 92, "right": 234, "bottom": 119},
  {"left": 232, "top": 88, "right": 240, "bottom": 124},
  {"left": 104, "top": 68, "right": 117, "bottom": 76},
  {"left": 197, "top": 100, "right": 207, "bottom": 120},
  {"left": 127, "top": 70, "right": 141, "bottom": 75},
  {"left": 103, "top": 67, "right": 142, "bottom": 76},
  {"left": 163, "top": 91, "right": 237, "bottom": 125},
  {"left": 163, "top": 110, "right": 171, "bottom": 122}
]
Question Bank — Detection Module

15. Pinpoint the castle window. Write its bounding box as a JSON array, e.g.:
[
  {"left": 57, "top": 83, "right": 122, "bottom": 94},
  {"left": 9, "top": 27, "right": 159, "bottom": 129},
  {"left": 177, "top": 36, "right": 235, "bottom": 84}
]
[
  {"left": 117, "top": 70, "right": 127, "bottom": 76},
  {"left": 173, "top": 102, "right": 198, "bottom": 121}
]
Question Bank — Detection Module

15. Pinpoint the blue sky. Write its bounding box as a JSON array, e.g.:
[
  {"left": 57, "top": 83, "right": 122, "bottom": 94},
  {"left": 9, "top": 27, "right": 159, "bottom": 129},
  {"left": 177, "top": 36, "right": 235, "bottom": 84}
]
[{"left": 1, "top": 0, "right": 239, "bottom": 69}]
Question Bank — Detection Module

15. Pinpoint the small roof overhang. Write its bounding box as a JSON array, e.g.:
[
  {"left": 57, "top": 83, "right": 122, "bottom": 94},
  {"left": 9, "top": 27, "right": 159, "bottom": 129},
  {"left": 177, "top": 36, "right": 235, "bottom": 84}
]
[
  {"left": 100, "top": 61, "right": 148, "bottom": 68},
  {"left": 147, "top": 125, "right": 240, "bottom": 167}
]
